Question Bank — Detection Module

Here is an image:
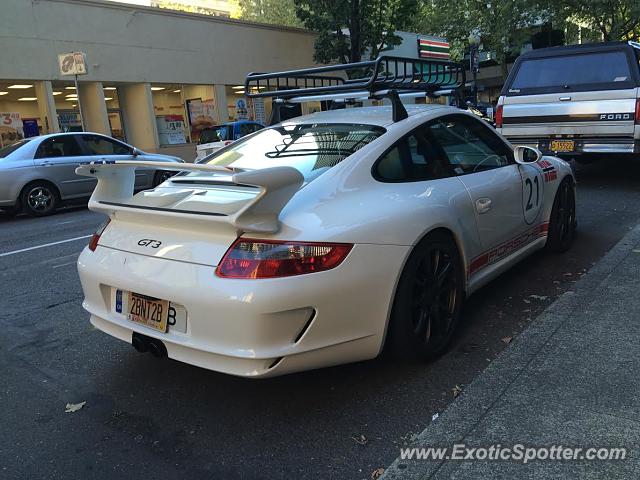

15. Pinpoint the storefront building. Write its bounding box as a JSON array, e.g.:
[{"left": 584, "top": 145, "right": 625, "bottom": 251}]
[{"left": 0, "top": 0, "right": 318, "bottom": 159}]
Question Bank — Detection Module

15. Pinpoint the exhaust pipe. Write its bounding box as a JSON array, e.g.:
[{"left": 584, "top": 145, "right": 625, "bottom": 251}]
[{"left": 132, "top": 332, "right": 167, "bottom": 358}]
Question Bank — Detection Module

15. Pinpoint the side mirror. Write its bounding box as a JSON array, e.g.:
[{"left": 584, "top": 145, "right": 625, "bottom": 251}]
[
  {"left": 131, "top": 147, "right": 140, "bottom": 157},
  {"left": 514, "top": 145, "right": 542, "bottom": 165}
]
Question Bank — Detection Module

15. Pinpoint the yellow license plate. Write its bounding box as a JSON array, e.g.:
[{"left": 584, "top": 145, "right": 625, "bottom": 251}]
[
  {"left": 550, "top": 140, "right": 575, "bottom": 152},
  {"left": 128, "top": 292, "right": 169, "bottom": 333}
]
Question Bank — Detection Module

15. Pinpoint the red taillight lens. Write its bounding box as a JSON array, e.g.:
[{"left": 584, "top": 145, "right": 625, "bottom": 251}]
[
  {"left": 495, "top": 104, "right": 503, "bottom": 128},
  {"left": 88, "top": 218, "right": 111, "bottom": 252},
  {"left": 635, "top": 98, "right": 640, "bottom": 124},
  {"left": 216, "top": 238, "right": 353, "bottom": 279}
]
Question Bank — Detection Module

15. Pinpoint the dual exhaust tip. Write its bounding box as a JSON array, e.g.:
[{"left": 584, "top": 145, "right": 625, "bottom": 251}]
[{"left": 132, "top": 332, "right": 167, "bottom": 358}]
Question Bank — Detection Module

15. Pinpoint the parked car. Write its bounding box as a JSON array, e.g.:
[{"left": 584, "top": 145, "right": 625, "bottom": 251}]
[
  {"left": 77, "top": 105, "right": 575, "bottom": 377},
  {"left": 496, "top": 41, "right": 640, "bottom": 162},
  {"left": 195, "top": 120, "right": 264, "bottom": 160},
  {"left": 0, "top": 132, "right": 183, "bottom": 216}
]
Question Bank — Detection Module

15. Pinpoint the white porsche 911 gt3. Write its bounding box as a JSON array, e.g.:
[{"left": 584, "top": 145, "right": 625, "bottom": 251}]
[{"left": 77, "top": 57, "right": 576, "bottom": 377}]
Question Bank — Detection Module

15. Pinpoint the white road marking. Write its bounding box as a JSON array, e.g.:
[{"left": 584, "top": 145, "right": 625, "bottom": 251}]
[
  {"left": 0, "top": 235, "right": 91, "bottom": 258},
  {"left": 52, "top": 260, "right": 78, "bottom": 269}
]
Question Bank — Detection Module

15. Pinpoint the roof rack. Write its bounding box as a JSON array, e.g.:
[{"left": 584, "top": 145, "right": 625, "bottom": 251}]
[{"left": 244, "top": 55, "right": 465, "bottom": 125}]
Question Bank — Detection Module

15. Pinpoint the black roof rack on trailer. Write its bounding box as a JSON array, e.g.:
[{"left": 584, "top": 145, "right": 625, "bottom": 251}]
[{"left": 244, "top": 55, "right": 466, "bottom": 125}]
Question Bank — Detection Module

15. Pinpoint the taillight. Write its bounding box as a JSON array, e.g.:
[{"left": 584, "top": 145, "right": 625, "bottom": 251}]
[
  {"left": 216, "top": 238, "right": 353, "bottom": 279},
  {"left": 88, "top": 218, "right": 111, "bottom": 252},
  {"left": 495, "top": 104, "right": 504, "bottom": 128},
  {"left": 635, "top": 98, "right": 640, "bottom": 124}
]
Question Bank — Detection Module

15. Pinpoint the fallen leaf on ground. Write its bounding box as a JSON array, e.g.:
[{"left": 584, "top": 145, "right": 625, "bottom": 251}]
[
  {"left": 529, "top": 294, "right": 548, "bottom": 300},
  {"left": 352, "top": 434, "right": 368, "bottom": 445},
  {"left": 371, "top": 468, "right": 385, "bottom": 479},
  {"left": 501, "top": 336, "right": 513, "bottom": 345},
  {"left": 65, "top": 401, "right": 86, "bottom": 413},
  {"left": 452, "top": 385, "right": 463, "bottom": 398},
  {"left": 432, "top": 413, "right": 439, "bottom": 421}
]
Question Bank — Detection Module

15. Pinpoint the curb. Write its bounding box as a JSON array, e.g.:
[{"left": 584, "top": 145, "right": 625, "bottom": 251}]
[{"left": 381, "top": 222, "right": 640, "bottom": 479}]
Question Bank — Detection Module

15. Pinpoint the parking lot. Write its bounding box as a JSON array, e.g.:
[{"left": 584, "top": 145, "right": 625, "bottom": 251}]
[{"left": 2, "top": 158, "right": 640, "bottom": 480}]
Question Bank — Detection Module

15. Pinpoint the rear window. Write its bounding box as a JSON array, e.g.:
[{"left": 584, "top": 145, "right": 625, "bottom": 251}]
[
  {"left": 507, "top": 50, "right": 635, "bottom": 94},
  {"left": 199, "top": 123, "right": 385, "bottom": 182},
  {"left": 0, "top": 138, "right": 31, "bottom": 158}
]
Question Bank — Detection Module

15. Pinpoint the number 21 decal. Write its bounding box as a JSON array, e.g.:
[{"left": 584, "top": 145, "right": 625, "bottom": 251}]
[{"left": 522, "top": 167, "right": 544, "bottom": 225}]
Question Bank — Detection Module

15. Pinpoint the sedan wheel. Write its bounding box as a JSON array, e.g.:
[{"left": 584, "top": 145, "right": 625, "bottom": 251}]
[
  {"left": 388, "top": 231, "right": 464, "bottom": 361},
  {"left": 21, "top": 183, "right": 58, "bottom": 216}
]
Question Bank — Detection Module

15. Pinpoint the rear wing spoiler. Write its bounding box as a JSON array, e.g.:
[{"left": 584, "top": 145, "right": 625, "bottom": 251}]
[{"left": 75, "top": 161, "right": 304, "bottom": 233}]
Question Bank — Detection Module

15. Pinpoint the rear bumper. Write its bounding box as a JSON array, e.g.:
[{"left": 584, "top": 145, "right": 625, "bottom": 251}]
[
  {"left": 505, "top": 136, "right": 639, "bottom": 155},
  {"left": 77, "top": 243, "right": 408, "bottom": 377}
]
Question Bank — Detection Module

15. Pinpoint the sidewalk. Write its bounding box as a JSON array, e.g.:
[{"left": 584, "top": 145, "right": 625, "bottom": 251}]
[{"left": 382, "top": 224, "right": 640, "bottom": 479}]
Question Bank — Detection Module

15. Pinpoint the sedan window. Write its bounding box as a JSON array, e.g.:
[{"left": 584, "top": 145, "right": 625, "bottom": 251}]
[
  {"left": 81, "top": 135, "right": 131, "bottom": 155},
  {"left": 35, "top": 136, "right": 83, "bottom": 158},
  {"left": 0, "top": 138, "right": 32, "bottom": 158}
]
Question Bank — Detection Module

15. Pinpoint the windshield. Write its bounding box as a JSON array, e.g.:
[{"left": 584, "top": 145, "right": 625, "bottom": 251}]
[
  {"left": 200, "top": 123, "right": 385, "bottom": 181},
  {"left": 0, "top": 138, "right": 32, "bottom": 158},
  {"left": 508, "top": 51, "right": 634, "bottom": 94}
]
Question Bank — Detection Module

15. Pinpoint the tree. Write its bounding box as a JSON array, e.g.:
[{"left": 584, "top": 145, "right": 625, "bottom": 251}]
[
  {"left": 418, "top": 0, "right": 546, "bottom": 67},
  {"left": 237, "top": 0, "right": 303, "bottom": 28},
  {"left": 548, "top": 0, "right": 640, "bottom": 42},
  {"left": 293, "top": 0, "right": 419, "bottom": 65}
]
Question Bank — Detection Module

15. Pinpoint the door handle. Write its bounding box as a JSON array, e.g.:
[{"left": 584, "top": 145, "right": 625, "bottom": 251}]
[
  {"left": 559, "top": 96, "right": 571, "bottom": 101},
  {"left": 38, "top": 160, "right": 54, "bottom": 166},
  {"left": 476, "top": 198, "right": 492, "bottom": 214}
]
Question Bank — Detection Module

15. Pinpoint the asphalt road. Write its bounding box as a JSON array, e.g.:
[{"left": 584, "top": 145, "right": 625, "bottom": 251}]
[{"left": 2, "top": 159, "right": 640, "bottom": 480}]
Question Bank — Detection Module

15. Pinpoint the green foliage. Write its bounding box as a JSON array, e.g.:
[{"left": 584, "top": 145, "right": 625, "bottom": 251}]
[
  {"left": 418, "top": 0, "right": 546, "bottom": 63},
  {"left": 547, "top": 0, "right": 640, "bottom": 41},
  {"left": 237, "top": 0, "right": 303, "bottom": 28},
  {"left": 294, "top": 0, "right": 419, "bottom": 65}
]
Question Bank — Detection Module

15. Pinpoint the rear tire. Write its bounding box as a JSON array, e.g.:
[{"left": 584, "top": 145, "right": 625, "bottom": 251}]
[
  {"left": 20, "top": 181, "right": 59, "bottom": 217},
  {"left": 546, "top": 178, "right": 576, "bottom": 253},
  {"left": 387, "top": 231, "right": 464, "bottom": 361}
]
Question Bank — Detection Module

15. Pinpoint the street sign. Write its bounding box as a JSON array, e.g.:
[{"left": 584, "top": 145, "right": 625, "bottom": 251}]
[{"left": 58, "top": 52, "right": 88, "bottom": 76}]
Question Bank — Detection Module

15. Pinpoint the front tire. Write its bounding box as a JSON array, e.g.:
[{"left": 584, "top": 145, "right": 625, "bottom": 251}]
[
  {"left": 546, "top": 178, "right": 576, "bottom": 253},
  {"left": 20, "top": 182, "right": 59, "bottom": 217},
  {"left": 387, "top": 231, "right": 464, "bottom": 361}
]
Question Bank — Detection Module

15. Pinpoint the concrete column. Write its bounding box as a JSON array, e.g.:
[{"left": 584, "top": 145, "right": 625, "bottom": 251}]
[
  {"left": 34, "top": 80, "right": 59, "bottom": 134},
  {"left": 119, "top": 83, "right": 159, "bottom": 151},
  {"left": 213, "top": 84, "right": 229, "bottom": 124},
  {"left": 77, "top": 81, "right": 110, "bottom": 135}
]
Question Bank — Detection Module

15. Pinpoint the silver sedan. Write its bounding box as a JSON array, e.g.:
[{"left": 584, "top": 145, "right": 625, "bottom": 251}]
[{"left": 0, "top": 132, "right": 183, "bottom": 216}]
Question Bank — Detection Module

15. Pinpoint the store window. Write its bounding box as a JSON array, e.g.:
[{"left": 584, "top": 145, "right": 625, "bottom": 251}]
[
  {"left": 151, "top": 84, "right": 189, "bottom": 146},
  {"left": 183, "top": 85, "right": 218, "bottom": 144},
  {"left": 0, "top": 81, "right": 42, "bottom": 146},
  {"left": 52, "top": 81, "right": 82, "bottom": 133}
]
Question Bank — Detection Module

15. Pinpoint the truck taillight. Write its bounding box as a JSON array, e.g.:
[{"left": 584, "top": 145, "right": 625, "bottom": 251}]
[
  {"left": 88, "top": 218, "right": 111, "bottom": 252},
  {"left": 216, "top": 238, "right": 353, "bottom": 279},
  {"left": 635, "top": 98, "right": 640, "bottom": 124},
  {"left": 495, "top": 104, "right": 504, "bottom": 128}
]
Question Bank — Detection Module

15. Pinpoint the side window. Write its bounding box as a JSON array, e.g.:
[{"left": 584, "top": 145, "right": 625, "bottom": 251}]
[
  {"left": 374, "top": 126, "right": 450, "bottom": 182},
  {"left": 82, "top": 135, "right": 131, "bottom": 156},
  {"left": 35, "top": 136, "right": 83, "bottom": 158},
  {"left": 239, "top": 123, "right": 252, "bottom": 136},
  {"left": 428, "top": 116, "right": 512, "bottom": 175}
]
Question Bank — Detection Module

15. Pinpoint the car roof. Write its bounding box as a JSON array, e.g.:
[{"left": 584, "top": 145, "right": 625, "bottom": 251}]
[
  {"left": 25, "top": 131, "right": 113, "bottom": 142},
  {"left": 280, "top": 104, "right": 454, "bottom": 128}
]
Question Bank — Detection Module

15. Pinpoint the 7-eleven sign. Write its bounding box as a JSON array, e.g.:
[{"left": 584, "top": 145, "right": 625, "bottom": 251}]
[{"left": 418, "top": 37, "right": 450, "bottom": 60}]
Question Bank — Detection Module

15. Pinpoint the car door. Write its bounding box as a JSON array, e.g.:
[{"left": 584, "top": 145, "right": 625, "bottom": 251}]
[
  {"left": 33, "top": 135, "right": 89, "bottom": 198},
  {"left": 78, "top": 134, "right": 149, "bottom": 188},
  {"left": 427, "top": 114, "right": 535, "bottom": 254}
]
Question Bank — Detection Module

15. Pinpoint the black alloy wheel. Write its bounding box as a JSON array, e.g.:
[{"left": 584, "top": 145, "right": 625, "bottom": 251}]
[{"left": 388, "top": 231, "right": 464, "bottom": 361}]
